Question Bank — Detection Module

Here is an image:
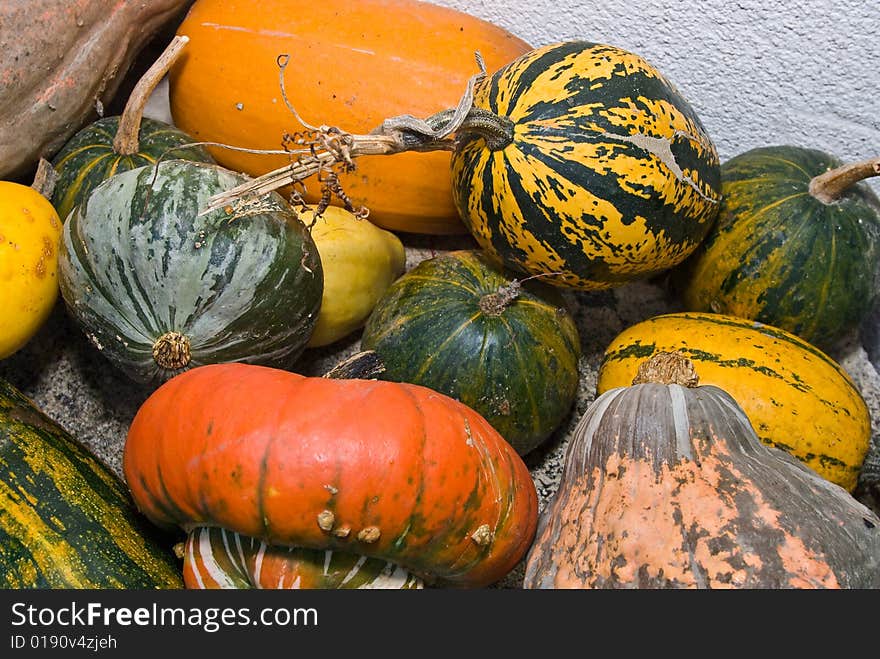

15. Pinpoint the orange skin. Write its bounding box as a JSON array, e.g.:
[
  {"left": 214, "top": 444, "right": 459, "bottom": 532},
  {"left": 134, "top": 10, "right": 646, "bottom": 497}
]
[
  {"left": 168, "top": 0, "right": 532, "bottom": 235},
  {"left": 123, "top": 363, "right": 538, "bottom": 588}
]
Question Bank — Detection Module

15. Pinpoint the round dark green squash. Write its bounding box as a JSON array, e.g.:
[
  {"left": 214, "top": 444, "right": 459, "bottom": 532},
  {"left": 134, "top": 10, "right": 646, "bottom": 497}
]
[
  {"left": 0, "top": 377, "right": 183, "bottom": 589},
  {"left": 58, "top": 159, "right": 323, "bottom": 385},
  {"left": 673, "top": 146, "right": 880, "bottom": 351},
  {"left": 51, "top": 35, "right": 214, "bottom": 223},
  {"left": 449, "top": 40, "right": 722, "bottom": 291},
  {"left": 360, "top": 249, "right": 581, "bottom": 456}
]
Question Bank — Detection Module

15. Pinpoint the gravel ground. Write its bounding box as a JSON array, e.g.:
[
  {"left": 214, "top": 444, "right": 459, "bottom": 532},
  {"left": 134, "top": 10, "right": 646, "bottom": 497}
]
[{"left": 2, "top": 230, "right": 879, "bottom": 590}]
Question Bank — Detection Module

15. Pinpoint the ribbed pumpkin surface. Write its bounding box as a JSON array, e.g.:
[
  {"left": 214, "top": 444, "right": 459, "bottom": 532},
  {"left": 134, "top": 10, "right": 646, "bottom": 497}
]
[
  {"left": 597, "top": 312, "right": 871, "bottom": 491},
  {"left": 123, "top": 362, "right": 538, "bottom": 588},
  {"left": 451, "top": 41, "right": 722, "bottom": 290},
  {"left": 51, "top": 117, "right": 213, "bottom": 223},
  {"left": 675, "top": 145, "right": 880, "bottom": 351},
  {"left": 59, "top": 160, "right": 322, "bottom": 384},
  {"left": 183, "top": 526, "right": 422, "bottom": 589},
  {"left": 0, "top": 378, "right": 182, "bottom": 589},
  {"left": 524, "top": 378, "right": 880, "bottom": 589},
  {"left": 361, "top": 250, "right": 581, "bottom": 456}
]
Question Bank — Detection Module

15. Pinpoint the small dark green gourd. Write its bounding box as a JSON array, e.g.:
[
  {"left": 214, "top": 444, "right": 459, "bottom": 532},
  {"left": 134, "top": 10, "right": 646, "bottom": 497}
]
[
  {"left": 50, "top": 35, "right": 214, "bottom": 222},
  {"left": 674, "top": 146, "right": 880, "bottom": 351},
  {"left": 361, "top": 249, "right": 581, "bottom": 456}
]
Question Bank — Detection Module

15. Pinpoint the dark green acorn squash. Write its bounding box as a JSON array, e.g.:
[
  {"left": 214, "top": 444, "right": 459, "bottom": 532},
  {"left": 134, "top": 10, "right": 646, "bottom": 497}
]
[
  {"left": 673, "top": 146, "right": 880, "bottom": 351},
  {"left": 58, "top": 159, "right": 323, "bottom": 385},
  {"left": 0, "top": 377, "right": 183, "bottom": 588},
  {"left": 360, "top": 249, "right": 581, "bottom": 456},
  {"left": 450, "top": 40, "right": 722, "bottom": 290},
  {"left": 51, "top": 36, "right": 214, "bottom": 223}
]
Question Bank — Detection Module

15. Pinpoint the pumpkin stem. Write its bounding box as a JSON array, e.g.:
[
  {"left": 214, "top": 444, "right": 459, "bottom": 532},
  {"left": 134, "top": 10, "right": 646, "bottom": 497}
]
[
  {"left": 479, "top": 281, "right": 522, "bottom": 316},
  {"left": 113, "top": 35, "right": 190, "bottom": 156},
  {"left": 323, "top": 350, "right": 386, "bottom": 380},
  {"left": 479, "top": 270, "right": 567, "bottom": 315},
  {"left": 808, "top": 157, "right": 880, "bottom": 204},
  {"left": 632, "top": 351, "right": 700, "bottom": 387},
  {"left": 152, "top": 331, "right": 192, "bottom": 371},
  {"left": 30, "top": 158, "right": 57, "bottom": 199}
]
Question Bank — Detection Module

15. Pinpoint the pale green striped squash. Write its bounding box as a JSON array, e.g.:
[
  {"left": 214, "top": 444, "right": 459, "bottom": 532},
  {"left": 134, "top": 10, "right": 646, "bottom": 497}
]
[{"left": 58, "top": 160, "right": 323, "bottom": 384}]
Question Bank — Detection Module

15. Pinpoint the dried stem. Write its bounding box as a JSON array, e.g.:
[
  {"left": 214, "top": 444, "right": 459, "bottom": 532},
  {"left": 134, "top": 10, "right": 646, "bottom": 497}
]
[
  {"left": 808, "top": 157, "right": 880, "bottom": 204},
  {"left": 198, "top": 52, "right": 512, "bottom": 217},
  {"left": 632, "top": 352, "right": 699, "bottom": 387},
  {"left": 31, "top": 158, "right": 57, "bottom": 199},
  {"left": 113, "top": 35, "right": 190, "bottom": 155}
]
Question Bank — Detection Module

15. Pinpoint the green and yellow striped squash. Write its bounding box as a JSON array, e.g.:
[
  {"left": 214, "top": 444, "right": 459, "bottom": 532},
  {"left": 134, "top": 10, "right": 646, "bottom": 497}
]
[
  {"left": 51, "top": 116, "right": 214, "bottom": 223},
  {"left": 59, "top": 160, "right": 323, "bottom": 385},
  {"left": 183, "top": 527, "right": 423, "bottom": 589},
  {"left": 0, "top": 377, "right": 183, "bottom": 588},
  {"left": 451, "top": 40, "right": 722, "bottom": 291},
  {"left": 673, "top": 145, "right": 880, "bottom": 352},
  {"left": 596, "top": 312, "right": 871, "bottom": 491},
  {"left": 361, "top": 250, "right": 581, "bottom": 456}
]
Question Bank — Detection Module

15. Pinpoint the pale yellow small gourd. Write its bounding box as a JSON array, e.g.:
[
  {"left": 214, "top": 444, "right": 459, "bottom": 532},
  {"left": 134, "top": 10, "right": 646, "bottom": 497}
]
[
  {"left": 0, "top": 181, "right": 63, "bottom": 359},
  {"left": 306, "top": 205, "right": 406, "bottom": 348}
]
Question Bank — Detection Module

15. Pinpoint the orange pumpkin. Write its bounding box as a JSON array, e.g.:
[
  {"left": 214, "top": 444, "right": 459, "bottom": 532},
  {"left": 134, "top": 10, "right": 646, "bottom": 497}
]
[
  {"left": 167, "top": 0, "right": 532, "bottom": 235},
  {"left": 123, "top": 362, "right": 539, "bottom": 588}
]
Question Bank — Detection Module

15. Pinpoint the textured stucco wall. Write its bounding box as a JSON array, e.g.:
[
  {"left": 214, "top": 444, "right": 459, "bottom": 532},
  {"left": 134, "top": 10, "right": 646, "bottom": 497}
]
[{"left": 431, "top": 0, "right": 880, "bottom": 191}]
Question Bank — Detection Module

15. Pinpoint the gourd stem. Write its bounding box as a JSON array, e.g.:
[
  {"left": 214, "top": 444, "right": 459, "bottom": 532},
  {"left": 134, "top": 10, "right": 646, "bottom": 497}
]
[
  {"left": 632, "top": 352, "right": 700, "bottom": 387},
  {"left": 323, "top": 350, "right": 386, "bottom": 380},
  {"left": 422, "top": 107, "right": 515, "bottom": 151},
  {"left": 113, "top": 35, "right": 190, "bottom": 156},
  {"left": 808, "top": 157, "right": 880, "bottom": 204},
  {"left": 30, "top": 158, "right": 57, "bottom": 199},
  {"left": 152, "top": 331, "right": 191, "bottom": 371},
  {"left": 479, "top": 282, "right": 522, "bottom": 316}
]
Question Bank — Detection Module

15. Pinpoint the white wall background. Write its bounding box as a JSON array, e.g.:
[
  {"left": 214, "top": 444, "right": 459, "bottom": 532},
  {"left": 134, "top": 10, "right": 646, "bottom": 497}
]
[{"left": 431, "top": 0, "right": 880, "bottom": 192}]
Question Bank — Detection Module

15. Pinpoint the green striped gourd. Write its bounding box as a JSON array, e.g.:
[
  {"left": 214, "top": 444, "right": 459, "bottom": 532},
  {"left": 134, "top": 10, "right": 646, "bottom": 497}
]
[
  {"left": 51, "top": 36, "right": 213, "bottom": 222},
  {"left": 184, "top": 527, "right": 422, "bottom": 589},
  {"left": 0, "top": 378, "right": 182, "bottom": 588},
  {"left": 59, "top": 160, "right": 323, "bottom": 384},
  {"left": 673, "top": 146, "right": 880, "bottom": 351},
  {"left": 361, "top": 249, "right": 581, "bottom": 456},
  {"left": 450, "top": 40, "right": 722, "bottom": 290},
  {"left": 596, "top": 311, "right": 871, "bottom": 491}
]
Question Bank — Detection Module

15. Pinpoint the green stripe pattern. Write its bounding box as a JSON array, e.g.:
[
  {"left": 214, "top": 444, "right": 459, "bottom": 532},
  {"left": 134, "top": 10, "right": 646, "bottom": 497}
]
[
  {"left": 58, "top": 161, "right": 323, "bottom": 384},
  {"left": 0, "top": 378, "right": 182, "bottom": 588},
  {"left": 451, "top": 41, "right": 722, "bottom": 290}
]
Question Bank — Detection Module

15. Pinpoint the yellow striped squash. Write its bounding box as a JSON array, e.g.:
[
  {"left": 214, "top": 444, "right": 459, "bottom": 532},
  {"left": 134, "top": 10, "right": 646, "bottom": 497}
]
[
  {"left": 451, "top": 41, "right": 722, "bottom": 290},
  {"left": 596, "top": 312, "right": 871, "bottom": 491}
]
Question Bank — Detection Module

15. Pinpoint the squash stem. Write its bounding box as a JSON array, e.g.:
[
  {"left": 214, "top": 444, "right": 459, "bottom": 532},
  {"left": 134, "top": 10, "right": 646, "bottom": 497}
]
[
  {"left": 30, "top": 158, "right": 57, "bottom": 199},
  {"left": 632, "top": 352, "right": 699, "bottom": 387},
  {"left": 152, "top": 331, "right": 191, "bottom": 371},
  {"left": 808, "top": 157, "right": 880, "bottom": 204},
  {"left": 113, "top": 35, "right": 190, "bottom": 156}
]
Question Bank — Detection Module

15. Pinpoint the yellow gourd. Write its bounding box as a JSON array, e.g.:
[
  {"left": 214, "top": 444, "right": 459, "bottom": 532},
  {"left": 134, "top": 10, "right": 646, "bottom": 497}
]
[
  {"left": 597, "top": 312, "right": 871, "bottom": 491},
  {"left": 305, "top": 206, "right": 406, "bottom": 348},
  {"left": 0, "top": 180, "right": 63, "bottom": 359}
]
